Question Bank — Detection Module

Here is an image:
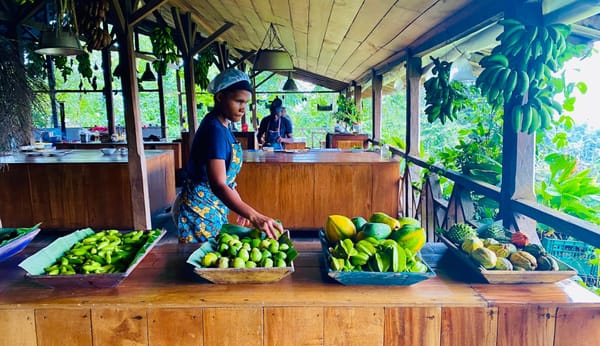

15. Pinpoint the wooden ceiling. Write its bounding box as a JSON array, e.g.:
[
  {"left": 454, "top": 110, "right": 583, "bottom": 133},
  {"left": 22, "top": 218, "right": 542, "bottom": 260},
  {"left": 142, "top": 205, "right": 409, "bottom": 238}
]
[{"left": 163, "top": 0, "right": 503, "bottom": 89}]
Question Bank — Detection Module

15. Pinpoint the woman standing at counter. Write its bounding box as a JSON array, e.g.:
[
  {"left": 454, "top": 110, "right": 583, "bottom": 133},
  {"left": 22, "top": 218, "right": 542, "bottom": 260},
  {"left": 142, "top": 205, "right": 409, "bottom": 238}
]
[{"left": 174, "top": 69, "right": 283, "bottom": 243}]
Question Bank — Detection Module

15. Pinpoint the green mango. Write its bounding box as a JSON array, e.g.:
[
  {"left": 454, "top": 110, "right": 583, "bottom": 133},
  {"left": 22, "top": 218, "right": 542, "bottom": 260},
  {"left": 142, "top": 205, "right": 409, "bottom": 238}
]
[{"left": 351, "top": 216, "right": 368, "bottom": 231}]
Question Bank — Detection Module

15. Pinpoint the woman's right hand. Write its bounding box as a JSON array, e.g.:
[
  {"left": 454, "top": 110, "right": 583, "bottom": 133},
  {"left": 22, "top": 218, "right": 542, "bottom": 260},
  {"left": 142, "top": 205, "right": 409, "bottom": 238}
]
[{"left": 249, "top": 214, "right": 284, "bottom": 239}]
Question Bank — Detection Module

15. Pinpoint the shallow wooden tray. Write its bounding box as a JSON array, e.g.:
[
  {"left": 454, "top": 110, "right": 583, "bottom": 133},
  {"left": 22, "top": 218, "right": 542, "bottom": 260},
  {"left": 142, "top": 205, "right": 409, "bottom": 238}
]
[
  {"left": 187, "top": 231, "right": 295, "bottom": 284},
  {"left": 20, "top": 229, "right": 165, "bottom": 289},
  {"left": 319, "top": 231, "right": 436, "bottom": 286},
  {"left": 439, "top": 234, "right": 578, "bottom": 284}
]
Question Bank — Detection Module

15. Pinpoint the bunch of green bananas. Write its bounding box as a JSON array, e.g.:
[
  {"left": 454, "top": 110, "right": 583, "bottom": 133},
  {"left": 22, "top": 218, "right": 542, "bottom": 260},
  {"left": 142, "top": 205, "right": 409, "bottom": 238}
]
[
  {"left": 476, "top": 18, "right": 570, "bottom": 134},
  {"left": 424, "top": 57, "right": 467, "bottom": 124}
]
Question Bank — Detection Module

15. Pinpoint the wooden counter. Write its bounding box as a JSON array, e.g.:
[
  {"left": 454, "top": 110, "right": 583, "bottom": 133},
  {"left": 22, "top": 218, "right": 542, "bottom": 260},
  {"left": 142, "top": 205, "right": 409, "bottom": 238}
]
[
  {"left": 326, "top": 133, "right": 369, "bottom": 149},
  {"left": 55, "top": 142, "right": 183, "bottom": 171},
  {"left": 0, "top": 241, "right": 598, "bottom": 346},
  {"left": 0, "top": 150, "right": 175, "bottom": 230},
  {"left": 232, "top": 150, "right": 400, "bottom": 229}
]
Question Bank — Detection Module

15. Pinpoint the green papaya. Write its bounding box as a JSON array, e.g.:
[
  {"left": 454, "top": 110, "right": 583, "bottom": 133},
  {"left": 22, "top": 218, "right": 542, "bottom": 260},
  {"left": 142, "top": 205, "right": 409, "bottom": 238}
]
[
  {"left": 368, "top": 212, "right": 400, "bottom": 231},
  {"left": 351, "top": 216, "right": 368, "bottom": 231},
  {"left": 361, "top": 222, "right": 392, "bottom": 240}
]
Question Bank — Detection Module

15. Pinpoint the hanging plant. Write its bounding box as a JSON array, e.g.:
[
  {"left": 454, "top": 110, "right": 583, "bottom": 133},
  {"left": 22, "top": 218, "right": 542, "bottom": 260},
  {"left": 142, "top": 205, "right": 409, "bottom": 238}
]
[
  {"left": 53, "top": 56, "right": 73, "bottom": 82},
  {"left": 76, "top": 52, "right": 95, "bottom": 89},
  {"left": 193, "top": 47, "right": 215, "bottom": 90},
  {"left": 150, "top": 26, "right": 178, "bottom": 75},
  {"left": 333, "top": 94, "right": 361, "bottom": 130},
  {"left": 424, "top": 57, "right": 468, "bottom": 124}
]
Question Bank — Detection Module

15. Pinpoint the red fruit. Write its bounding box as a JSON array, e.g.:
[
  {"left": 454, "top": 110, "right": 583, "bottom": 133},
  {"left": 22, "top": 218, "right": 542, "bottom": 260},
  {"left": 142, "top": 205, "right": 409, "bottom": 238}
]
[{"left": 511, "top": 232, "right": 530, "bottom": 247}]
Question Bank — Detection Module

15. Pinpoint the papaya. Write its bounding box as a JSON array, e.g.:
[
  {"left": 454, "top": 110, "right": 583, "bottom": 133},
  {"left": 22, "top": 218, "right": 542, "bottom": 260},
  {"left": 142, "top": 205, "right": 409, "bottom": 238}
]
[
  {"left": 369, "top": 212, "right": 400, "bottom": 231},
  {"left": 325, "top": 215, "right": 356, "bottom": 244},
  {"left": 351, "top": 216, "right": 368, "bottom": 231},
  {"left": 397, "top": 216, "right": 420, "bottom": 228},
  {"left": 394, "top": 227, "right": 426, "bottom": 253},
  {"left": 360, "top": 222, "right": 392, "bottom": 240}
]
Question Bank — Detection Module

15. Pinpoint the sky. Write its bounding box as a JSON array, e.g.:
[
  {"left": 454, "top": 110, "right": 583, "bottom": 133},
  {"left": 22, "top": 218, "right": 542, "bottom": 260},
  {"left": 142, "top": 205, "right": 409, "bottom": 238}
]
[{"left": 563, "top": 41, "right": 600, "bottom": 130}]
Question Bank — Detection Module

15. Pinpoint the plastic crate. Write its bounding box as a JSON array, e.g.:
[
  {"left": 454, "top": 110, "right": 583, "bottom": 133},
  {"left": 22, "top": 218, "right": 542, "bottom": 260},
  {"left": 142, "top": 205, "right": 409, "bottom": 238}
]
[{"left": 542, "top": 238, "right": 598, "bottom": 277}]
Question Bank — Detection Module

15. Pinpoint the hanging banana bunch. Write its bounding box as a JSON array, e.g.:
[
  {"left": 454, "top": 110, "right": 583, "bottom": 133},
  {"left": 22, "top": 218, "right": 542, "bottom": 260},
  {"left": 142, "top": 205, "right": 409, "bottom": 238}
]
[
  {"left": 476, "top": 18, "right": 570, "bottom": 134},
  {"left": 424, "top": 57, "right": 468, "bottom": 124},
  {"left": 75, "top": 0, "right": 112, "bottom": 51},
  {"left": 194, "top": 47, "right": 216, "bottom": 91}
]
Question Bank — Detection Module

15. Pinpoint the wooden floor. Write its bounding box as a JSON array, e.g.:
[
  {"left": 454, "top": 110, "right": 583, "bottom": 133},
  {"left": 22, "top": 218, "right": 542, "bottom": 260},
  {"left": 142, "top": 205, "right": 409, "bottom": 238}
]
[{"left": 1, "top": 234, "right": 599, "bottom": 346}]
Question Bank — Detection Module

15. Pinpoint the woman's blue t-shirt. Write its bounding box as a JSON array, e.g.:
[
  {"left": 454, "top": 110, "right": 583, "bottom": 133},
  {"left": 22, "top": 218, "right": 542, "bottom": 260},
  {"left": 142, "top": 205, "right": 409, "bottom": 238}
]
[{"left": 186, "top": 113, "right": 235, "bottom": 183}]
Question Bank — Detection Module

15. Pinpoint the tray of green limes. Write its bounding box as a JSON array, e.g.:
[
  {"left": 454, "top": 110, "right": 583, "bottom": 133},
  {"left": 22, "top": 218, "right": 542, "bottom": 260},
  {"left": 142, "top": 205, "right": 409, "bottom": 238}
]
[{"left": 187, "top": 224, "right": 297, "bottom": 284}]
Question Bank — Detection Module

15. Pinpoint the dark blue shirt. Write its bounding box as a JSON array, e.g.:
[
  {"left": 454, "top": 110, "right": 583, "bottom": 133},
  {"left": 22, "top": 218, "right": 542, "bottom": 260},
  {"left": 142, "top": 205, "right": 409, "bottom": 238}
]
[
  {"left": 257, "top": 115, "right": 293, "bottom": 145},
  {"left": 186, "top": 113, "right": 235, "bottom": 183}
]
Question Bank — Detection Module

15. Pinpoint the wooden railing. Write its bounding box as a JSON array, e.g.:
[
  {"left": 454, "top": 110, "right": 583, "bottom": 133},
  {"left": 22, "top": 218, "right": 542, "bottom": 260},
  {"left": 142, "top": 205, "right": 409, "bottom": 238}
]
[{"left": 383, "top": 145, "right": 600, "bottom": 251}]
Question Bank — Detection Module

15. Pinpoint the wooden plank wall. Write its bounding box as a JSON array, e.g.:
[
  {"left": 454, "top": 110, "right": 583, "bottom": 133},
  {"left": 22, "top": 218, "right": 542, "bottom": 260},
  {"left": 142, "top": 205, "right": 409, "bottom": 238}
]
[{"left": 2, "top": 305, "right": 598, "bottom": 345}]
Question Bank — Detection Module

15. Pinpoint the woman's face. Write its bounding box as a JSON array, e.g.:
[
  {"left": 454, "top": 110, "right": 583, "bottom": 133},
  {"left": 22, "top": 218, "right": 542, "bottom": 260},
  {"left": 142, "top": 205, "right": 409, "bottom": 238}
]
[{"left": 217, "top": 89, "right": 251, "bottom": 123}]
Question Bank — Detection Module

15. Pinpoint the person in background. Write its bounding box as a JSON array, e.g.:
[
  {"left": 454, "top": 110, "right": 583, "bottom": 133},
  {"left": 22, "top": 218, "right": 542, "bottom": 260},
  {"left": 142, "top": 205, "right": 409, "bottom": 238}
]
[
  {"left": 173, "top": 69, "right": 283, "bottom": 243},
  {"left": 257, "top": 99, "right": 293, "bottom": 149}
]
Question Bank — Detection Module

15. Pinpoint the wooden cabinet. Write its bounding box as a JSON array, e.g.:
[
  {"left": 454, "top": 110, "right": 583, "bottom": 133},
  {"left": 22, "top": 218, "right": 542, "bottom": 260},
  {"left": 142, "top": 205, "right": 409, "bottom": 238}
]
[
  {"left": 0, "top": 150, "right": 175, "bottom": 229},
  {"left": 326, "top": 133, "right": 369, "bottom": 149},
  {"left": 231, "top": 151, "right": 399, "bottom": 229},
  {"left": 233, "top": 131, "right": 257, "bottom": 150}
]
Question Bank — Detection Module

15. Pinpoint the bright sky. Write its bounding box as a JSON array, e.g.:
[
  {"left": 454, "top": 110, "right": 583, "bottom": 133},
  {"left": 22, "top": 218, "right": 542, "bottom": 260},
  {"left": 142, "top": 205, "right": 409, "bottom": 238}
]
[{"left": 563, "top": 41, "right": 600, "bottom": 130}]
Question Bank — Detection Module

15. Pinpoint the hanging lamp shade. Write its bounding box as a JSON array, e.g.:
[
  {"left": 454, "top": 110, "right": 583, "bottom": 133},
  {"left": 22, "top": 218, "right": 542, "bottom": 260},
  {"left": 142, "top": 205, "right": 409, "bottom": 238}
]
[
  {"left": 253, "top": 23, "right": 294, "bottom": 72},
  {"left": 140, "top": 62, "right": 157, "bottom": 82},
  {"left": 282, "top": 72, "right": 298, "bottom": 91},
  {"left": 450, "top": 54, "right": 475, "bottom": 82},
  {"left": 35, "top": 29, "right": 85, "bottom": 56}
]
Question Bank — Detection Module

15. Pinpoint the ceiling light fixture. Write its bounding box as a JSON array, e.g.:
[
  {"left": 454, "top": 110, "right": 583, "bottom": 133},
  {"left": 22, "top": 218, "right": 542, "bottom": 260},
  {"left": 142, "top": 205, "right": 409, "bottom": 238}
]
[
  {"left": 282, "top": 72, "right": 298, "bottom": 91},
  {"left": 140, "top": 62, "right": 157, "bottom": 82},
  {"left": 35, "top": 0, "right": 84, "bottom": 56},
  {"left": 253, "top": 23, "right": 294, "bottom": 72}
]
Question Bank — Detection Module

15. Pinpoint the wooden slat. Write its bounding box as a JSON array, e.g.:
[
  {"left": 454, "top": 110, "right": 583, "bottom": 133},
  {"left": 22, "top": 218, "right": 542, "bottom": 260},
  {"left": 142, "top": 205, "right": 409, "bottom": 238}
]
[
  {"left": 264, "top": 307, "right": 324, "bottom": 346},
  {"left": 554, "top": 307, "right": 600, "bottom": 345},
  {"left": 306, "top": 0, "right": 334, "bottom": 72},
  {"left": 148, "top": 308, "right": 203, "bottom": 346},
  {"left": 202, "top": 307, "right": 262, "bottom": 345},
  {"left": 314, "top": 164, "right": 372, "bottom": 224},
  {"left": 35, "top": 308, "right": 92, "bottom": 346},
  {"left": 441, "top": 307, "right": 498, "bottom": 346},
  {"left": 92, "top": 308, "right": 148, "bottom": 345},
  {"left": 385, "top": 307, "right": 441, "bottom": 346},
  {"left": 0, "top": 309, "right": 36, "bottom": 346},
  {"left": 324, "top": 307, "right": 384, "bottom": 345},
  {"left": 289, "top": 0, "right": 309, "bottom": 70},
  {"left": 496, "top": 306, "right": 556, "bottom": 346}
]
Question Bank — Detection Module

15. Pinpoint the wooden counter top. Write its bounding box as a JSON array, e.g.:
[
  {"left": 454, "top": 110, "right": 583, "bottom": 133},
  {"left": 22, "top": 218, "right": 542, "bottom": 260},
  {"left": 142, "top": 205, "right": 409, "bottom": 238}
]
[
  {"left": 1, "top": 149, "right": 169, "bottom": 164},
  {"left": 242, "top": 149, "right": 396, "bottom": 163},
  {"left": 0, "top": 241, "right": 598, "bottom": 346}
]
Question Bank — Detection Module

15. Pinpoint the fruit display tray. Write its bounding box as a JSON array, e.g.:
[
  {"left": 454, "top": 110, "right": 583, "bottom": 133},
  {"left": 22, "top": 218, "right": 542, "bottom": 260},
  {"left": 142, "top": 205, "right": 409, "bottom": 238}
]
[
  {"left": 187, "top": 230, "right": 295, "bottom": 284},
  {"left": 319, "top": 231, "right": 436, "bottom": 286},
  {"left": 0, "top": 223, "right": 42, "bottom": 262},
  {"left": 18, "top": 228, "right": 165, "bottom": 289},
  {"left": 439, "top": 234, "right": 578, "bottom": 284}
]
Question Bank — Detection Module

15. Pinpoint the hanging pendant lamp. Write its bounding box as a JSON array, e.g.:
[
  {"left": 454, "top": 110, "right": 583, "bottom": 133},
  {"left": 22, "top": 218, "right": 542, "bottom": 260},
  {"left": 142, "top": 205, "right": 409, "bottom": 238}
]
[
  {"left": 140, "top": 62, "right": 157, "bottom": 82},
  {"left": 282, "top": 72, "right": 298, "bottom": 91},
  {"left": 253, "top": 23, "right": 294, "bottom": 72},
  {"left": 34, "top": 0, "right": 84, "bottom": 56}
]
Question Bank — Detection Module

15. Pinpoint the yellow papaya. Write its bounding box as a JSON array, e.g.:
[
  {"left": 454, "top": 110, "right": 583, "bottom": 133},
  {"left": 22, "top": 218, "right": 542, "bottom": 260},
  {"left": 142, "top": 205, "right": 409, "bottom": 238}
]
[
  {"left": 392, "top": 227, "right": 426, "bottom": 253},
  {"left": 397, "top": 217, "right": 420, "bottom": 228},
  {"left": 369, "top": 212, "right": 400, "bottom": 231},
  {"left": 325, "top": 215, "right": 356, "bottom": 244}
]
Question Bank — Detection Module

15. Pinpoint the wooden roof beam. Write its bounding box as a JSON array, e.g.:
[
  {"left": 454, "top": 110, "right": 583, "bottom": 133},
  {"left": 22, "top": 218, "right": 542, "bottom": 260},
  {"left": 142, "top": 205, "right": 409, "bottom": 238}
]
[
  {"left": 192, "top": 22, "right": 233, "bottom": 56},
  {"left": 129, "top": 0, "right": 168, "bottom": 28}
]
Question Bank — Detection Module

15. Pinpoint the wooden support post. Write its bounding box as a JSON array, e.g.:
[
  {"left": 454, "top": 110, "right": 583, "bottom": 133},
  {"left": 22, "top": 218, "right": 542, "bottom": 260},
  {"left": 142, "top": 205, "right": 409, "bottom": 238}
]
[
  {"left": 354, "top": 84, "right": 362, "bottom": 115},
  {"left": 158, "top": 72, "right": 167, "bottom": 139},
  {"left": 172, "top": 8, "right": 199, "bottom": 146},
  {"left": 405, "top": 57, "right": 422, "bottom": 218},
  {"left": 101, "top": 47, "right": 115, "bottom": 136},
  {"left": 371, "top": 70, "right": 382, "bottom": 141},
  {"left": 110, "top": 0, "right": 151, "bottom": 229},
  {"left": 500, "top": 0, "right": 542, "bottom": 242}
]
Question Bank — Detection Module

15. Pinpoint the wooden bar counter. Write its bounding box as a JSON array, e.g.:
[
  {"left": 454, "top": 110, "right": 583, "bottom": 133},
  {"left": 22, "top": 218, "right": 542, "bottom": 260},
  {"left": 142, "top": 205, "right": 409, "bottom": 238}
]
[
  {"left": 232, "top": 150, "right": 400, "bottom": 229},
  {"left": 0, "top": 150, "right": 175, "bottom": 230},
  {"left": 0, "top": 241, "right": 598, "bottom": 346}
]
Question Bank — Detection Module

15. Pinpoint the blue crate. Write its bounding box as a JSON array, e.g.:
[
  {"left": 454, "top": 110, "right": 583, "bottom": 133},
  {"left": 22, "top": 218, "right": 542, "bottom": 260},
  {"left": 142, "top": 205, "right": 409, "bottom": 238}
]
[{"left": 542, "top": 238, "right": 598, "bottom": 277}]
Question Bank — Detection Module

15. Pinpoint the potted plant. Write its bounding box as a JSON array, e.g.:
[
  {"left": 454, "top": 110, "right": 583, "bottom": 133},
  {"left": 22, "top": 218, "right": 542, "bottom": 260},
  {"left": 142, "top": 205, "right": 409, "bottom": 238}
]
[{"left": 333, "top": 94, "right": 362, "bottom": 133}]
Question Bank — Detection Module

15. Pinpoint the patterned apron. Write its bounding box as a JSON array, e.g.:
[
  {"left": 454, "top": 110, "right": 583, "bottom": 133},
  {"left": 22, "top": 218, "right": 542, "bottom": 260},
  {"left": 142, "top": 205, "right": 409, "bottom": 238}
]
[{"left": 175, "top": 142, "right": 242, "bottom": 243}]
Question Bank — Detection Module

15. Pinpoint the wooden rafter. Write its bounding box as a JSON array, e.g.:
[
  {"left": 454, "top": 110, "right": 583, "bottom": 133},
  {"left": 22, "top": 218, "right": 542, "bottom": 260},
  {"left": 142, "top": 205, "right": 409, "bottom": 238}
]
[
  {"left": 129, "top": 0, "right": 168, "bottom": 28},
  {"left": 193, "top": 22, "right": 233, "bottom": 56}
]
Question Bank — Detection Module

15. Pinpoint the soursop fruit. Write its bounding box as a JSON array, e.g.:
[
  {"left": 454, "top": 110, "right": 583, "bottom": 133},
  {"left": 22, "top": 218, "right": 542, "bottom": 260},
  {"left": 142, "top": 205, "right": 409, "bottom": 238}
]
[
  {"left": 445, "top": 223, "right": 477, "bottom": 244},
  {"left": 478, "top": 224, "right": 509, "bottom": 241}
]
